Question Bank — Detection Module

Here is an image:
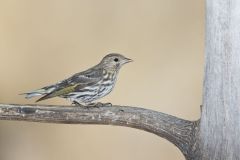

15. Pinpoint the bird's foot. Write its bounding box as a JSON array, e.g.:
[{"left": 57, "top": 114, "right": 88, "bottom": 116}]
[
  {"left": 88, "top": 102, "right": 102, "bottom": 108},
  {"left": 72, "top": 101, "right": 85, "bottom": 107},
  {"left": 72, "top": 102, "right": 112, "bottom": 108},
  {"left": 87, "top": 102, "right": 112, "bottom": 108}
]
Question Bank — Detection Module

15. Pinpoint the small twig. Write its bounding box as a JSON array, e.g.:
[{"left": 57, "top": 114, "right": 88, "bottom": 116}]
[{"left": 0, "top": 103, "right": 198, "bottom": 160}]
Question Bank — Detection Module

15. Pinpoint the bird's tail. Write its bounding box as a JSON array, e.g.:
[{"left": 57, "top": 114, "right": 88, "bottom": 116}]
[{"left": 20, "top": 85, "right": 56, "bottom": 99}]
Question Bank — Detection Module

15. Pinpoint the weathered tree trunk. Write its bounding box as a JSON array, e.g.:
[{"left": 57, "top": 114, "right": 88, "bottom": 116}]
[
  {"left": 0, "top": 0, "right": 239, "bottom": 159},
  {"left": 199, "top": 0, "right": 240, "bottom": 159}
]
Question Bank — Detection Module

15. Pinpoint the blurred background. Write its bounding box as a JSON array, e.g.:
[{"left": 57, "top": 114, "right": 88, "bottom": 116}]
[{"left": 0, "top": 0, "right": 204, "bottom": 159}]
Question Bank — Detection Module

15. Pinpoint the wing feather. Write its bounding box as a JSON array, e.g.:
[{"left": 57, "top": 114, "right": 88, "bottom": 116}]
[{"left": 36, "top": 67, "right": 103, "bottom": 102}]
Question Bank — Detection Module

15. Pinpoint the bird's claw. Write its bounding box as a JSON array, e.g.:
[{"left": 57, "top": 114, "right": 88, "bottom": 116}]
[
  {"left": 87, "top": 102, "right": 112, "bottom": 108},
  {"left": 72, "top": 101, "right": 112, "bottom": 108},
  {"left": 72, "top": 101, "right": 85, "bottom": 107}
]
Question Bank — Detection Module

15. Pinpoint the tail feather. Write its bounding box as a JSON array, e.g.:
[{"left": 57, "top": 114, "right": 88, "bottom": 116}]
[
  {"left": 20, "top": 89, "right": 47, "bottom": 99},
  {"left": 20, "top": 86, "right": 56, "bottom": 100},
  {"left": 35, "top": 93, "right": 53, "bottom": 102}
]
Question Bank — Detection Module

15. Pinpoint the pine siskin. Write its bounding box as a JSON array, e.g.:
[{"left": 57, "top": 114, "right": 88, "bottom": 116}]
[{"left": 22, "top": 53, "right": 132, "bottom": 106}]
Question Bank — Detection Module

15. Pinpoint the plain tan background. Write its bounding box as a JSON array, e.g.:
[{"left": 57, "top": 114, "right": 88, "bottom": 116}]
[{"left": 0, "top": 0, "right": 204, "bottom": 159}]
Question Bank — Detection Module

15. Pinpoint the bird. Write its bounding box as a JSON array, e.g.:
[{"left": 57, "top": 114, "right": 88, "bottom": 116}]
[{"left": 21, "top": 53, "right": 132, "bottom": 106}]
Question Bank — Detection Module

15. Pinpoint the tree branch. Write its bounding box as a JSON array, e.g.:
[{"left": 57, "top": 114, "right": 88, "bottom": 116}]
[{"left": 0, "top": 103, "right": 198, "bottom": 159}]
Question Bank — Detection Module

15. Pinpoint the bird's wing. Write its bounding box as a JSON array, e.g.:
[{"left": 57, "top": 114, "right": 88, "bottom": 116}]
[{"left": 36, "top": 67, "right": 103, "bottom": 102}]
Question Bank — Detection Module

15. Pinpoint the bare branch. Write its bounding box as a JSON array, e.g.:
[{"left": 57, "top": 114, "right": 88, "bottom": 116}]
[{"left": 0, "top": 103, "right": 198, "bottom": 159}]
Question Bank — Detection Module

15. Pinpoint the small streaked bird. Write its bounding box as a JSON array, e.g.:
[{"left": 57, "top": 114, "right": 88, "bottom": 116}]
[{"left": 22, "top": 53, "right": 132, "bottom": 106}]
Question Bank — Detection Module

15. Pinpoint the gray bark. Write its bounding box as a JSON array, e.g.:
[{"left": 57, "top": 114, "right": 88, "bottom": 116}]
[{"left": 200, "top": 0, "right": 240, "bottom": 159}]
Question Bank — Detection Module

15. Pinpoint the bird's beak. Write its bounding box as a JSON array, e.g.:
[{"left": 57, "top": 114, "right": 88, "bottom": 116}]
[{"left": 124, "top": 58, "right": 133, "bottom": 63}]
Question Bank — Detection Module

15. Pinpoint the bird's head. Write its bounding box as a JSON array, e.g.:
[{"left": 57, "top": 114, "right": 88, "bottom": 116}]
[{"left": 100, "top": 53, "right": 132, "bottom": 70}]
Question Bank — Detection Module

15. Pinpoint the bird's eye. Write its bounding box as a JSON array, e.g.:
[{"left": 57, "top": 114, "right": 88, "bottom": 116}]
[{"left": 114, "top": 58, "right": 119, "bottom": 62}]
